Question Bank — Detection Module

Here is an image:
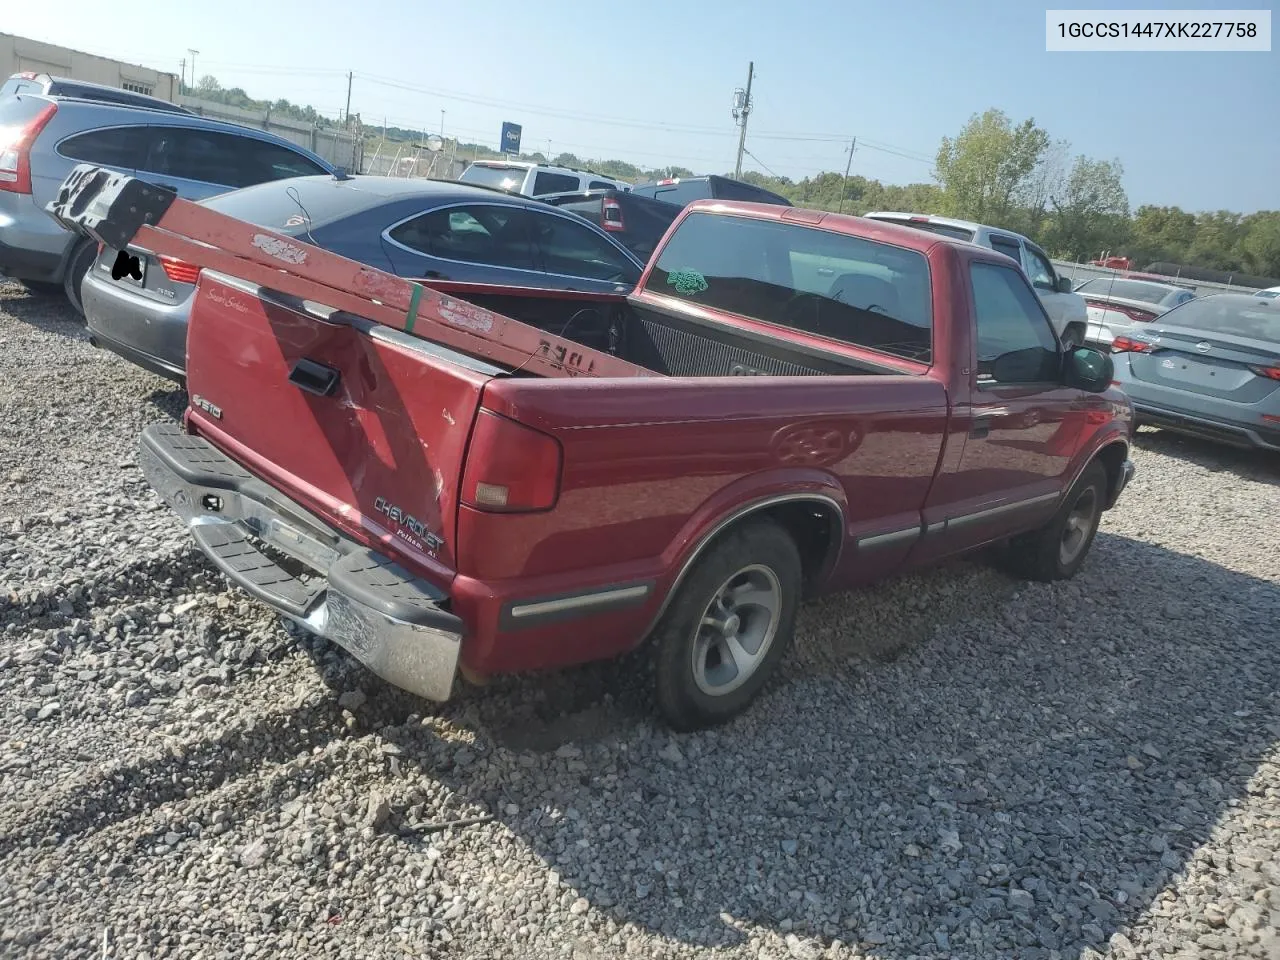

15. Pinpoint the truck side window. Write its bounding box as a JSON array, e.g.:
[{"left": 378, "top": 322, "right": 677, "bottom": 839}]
[
  {"left": 1023, "top": 246, "right": 1057, "bottom": 292},
  {"left": 989, "top": 236, "right": 1023, "bottom": 266},
  {"left": 970, "top": 262, "right": 1060, "bottom": 385}
]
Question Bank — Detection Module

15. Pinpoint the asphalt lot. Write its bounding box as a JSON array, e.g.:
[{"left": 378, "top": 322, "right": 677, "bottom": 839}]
[{"left": 1, "top": 279, "right": 1278, "bottom": 960}]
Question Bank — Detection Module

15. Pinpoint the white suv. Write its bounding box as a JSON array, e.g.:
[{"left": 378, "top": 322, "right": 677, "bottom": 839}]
[
  {"left": 863, "top": 211, "right": 1089, "bottom": 346},
  {"left": 458, "top": 160, "right": 631, "bottom": 199}
]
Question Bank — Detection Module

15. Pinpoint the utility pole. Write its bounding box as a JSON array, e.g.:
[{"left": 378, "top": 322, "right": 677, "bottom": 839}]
[
  {"left": 440, "top": 109, "right": 446, "bottom": 136},
  {"left": 344, "top": 72, "right": 353, "bottom": 124},
  {"left": 188, "top": 49, "right": 198, "bottom": 88},
  {"left": 179, "top": 58, "right": 186, "bottom": 93},
  {"left": 732, "top": 61, "right": 754, "bottom": 181},
  {"left": 837, "top": 138, "right": 857, "bottom": 214}
]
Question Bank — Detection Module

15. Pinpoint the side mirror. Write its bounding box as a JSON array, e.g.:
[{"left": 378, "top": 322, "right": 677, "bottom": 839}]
[
  {"left": 1063, "top": 345, "right": 1113, "bottom": 393},
  {"left": 1056, "top": 275, "right": 1073, "bottom": 293}
]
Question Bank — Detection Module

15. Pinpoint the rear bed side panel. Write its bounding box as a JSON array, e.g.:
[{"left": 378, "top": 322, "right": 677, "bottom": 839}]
[
  {"left": 452, "top": 374, "right": 948, "bottom": 675},
  {"left": 185, "top": 273, "right": 491, "bottom": 581}
]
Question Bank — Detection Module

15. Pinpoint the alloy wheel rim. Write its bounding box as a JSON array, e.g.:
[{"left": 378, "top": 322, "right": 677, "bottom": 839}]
[
  {"left": 690, "top": 564, "right": 782, "bottom": 696},
  {"left": 1060, "top": 487, "right": 1099, "bottom": 566}
]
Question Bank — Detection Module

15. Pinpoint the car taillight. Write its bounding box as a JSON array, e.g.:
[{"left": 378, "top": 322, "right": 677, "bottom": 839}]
[
  {"left": 461, "top": 410, "right": 562, "bottom": 513},
  {"left": 601, "top": 196, "right": 624, "bottom": 232},
  {"left": 158, "top": 255, "right": 201, "bottom": 284},
  {"left": 1084, "top": 297, "right": 1157, "bottom": 323},
  {"left": 1248, "top": 364, "right": 1280, "bottom": 380},
  {"left": 0, "top": 102, "right": 57, "bottom": 194},
  {"left": 1111, "top": 336, "right": 1152, "bottom": 353}
]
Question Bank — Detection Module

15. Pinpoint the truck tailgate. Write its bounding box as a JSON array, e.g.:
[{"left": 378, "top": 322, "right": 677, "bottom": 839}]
[{"left": 185, "top": 271, "right": 495, "bottom": 581}]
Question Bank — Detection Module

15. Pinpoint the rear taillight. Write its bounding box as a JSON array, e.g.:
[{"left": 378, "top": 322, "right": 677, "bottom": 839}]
[
  {"left": 1084, "top": 297, "right": 1157, "bottom": 323},
  {"left": 1111, "top": 336, "right": 1152, "bottom": 353},
  {"left": 461, "top": 410, "right": 562, "bottom": 513},
  {"left": 601, "top": 196, "right": 624, "bottom": 232},
  {"left": 0, "top": 102, "right": 57, "bottom": 194},
  {"left": 158, "top": 255, "right": 201, "bottom": 284},
  {"left": 1248, "top": 364, "right": 1280, "bottom": 380}
]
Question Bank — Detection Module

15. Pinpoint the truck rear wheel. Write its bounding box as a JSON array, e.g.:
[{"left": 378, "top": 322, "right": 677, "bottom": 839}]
[
  {"left": 651, "top": 518, "right": 801, "bottom": 731},
  {"left": 1000, "top": 461, "right": 1106, "bottom": 582}
]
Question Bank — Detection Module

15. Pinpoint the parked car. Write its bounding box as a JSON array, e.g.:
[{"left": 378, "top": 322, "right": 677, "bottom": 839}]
[
  {"left": 458, "top": 160, "right": 631, "bottom": 197},
  {"left": 629, "top": 174, "right": 793, "bottom": 208},
  {"left": 0, "top": 92, "right": 334, "bottom": 314},
  {"left": 53, "top": 169, "right": 1136, "bottom": 730},
  {"left": 81, "top": 174, "right": 645, "bottom": 382},
  {"left": 1112, "top": 294, "right": 1280, "bottom": 452},
  {"left": 539, "top": 188, "right": 682, "bottom": 261},
  {"left": 1, "top": 72, "right": 191, "bottom": 114},
  {"left": 861, "top": 212, "right": 1089, "bottom": 346},
  {"left": 1253, "top": 286, "right": 1280, "bottom": 300},
  {"left": 1073, "top": 276, "right": 1198, "bottom": 348}
]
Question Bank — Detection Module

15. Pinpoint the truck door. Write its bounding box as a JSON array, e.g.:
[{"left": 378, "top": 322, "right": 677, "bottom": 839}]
[{"left": 920, "top": 260, "right": 1088, "bottom": 560}]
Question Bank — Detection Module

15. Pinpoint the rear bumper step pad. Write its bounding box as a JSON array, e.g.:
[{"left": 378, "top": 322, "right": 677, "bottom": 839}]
[{"left": 139, "top": 421, "right": 462, "bottom": 701}]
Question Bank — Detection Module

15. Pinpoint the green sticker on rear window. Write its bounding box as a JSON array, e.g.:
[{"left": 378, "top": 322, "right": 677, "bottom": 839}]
[{"left": 667, "top": 270, "right": 708, "bottom": 296}]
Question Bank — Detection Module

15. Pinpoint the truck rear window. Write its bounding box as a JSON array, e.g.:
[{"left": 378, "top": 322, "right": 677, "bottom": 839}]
[
  {"left": 649, "top": 212, "right": 933, "bottom": 363},
  {"left": 460, "top": 164, "right": 527, "bottom": 192}
]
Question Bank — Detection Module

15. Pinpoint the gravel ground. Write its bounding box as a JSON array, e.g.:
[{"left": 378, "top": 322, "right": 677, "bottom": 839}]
[{"left": 1, "top": 278, "right": 1278, "bottom": 960}]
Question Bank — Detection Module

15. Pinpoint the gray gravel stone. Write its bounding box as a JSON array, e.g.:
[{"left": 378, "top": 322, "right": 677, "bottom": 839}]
[{"left": 1, "top": 281, "right": 1279, "bottom": 960}]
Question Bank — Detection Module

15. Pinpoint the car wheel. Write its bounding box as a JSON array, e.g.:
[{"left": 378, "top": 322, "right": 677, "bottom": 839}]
[
  {"left": 1000, "top": 462, "right": 1107, "bottom": 582},
  {"left": 651, "top": 518, "right": 801, "bottom": 731},
  {"left": 62, "top": 239, "right": 97, "bottom": 320}
]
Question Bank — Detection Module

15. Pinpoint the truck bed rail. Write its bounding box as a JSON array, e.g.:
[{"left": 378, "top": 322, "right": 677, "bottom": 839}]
[{"left": 46, "top": 164, "right": 657, "bottom": 381}]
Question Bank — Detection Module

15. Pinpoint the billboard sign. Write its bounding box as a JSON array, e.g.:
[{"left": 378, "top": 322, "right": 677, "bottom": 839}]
[{"left": 500, "top": 122, "right": 522, "bottom": 155}]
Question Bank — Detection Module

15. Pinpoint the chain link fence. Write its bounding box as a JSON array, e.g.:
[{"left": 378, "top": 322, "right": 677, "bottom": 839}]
[{"left": 1052, "top": 259, "right": 1262, "bottom": 298}]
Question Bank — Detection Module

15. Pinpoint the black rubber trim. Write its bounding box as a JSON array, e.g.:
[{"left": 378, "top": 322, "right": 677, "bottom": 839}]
[
  {"left": 498, "top": 580, "right": 655, "bottom": 631},
  {"left": 45, "top": 165, "right": 177, "bottom": 252},
  {"left": 141, "top": 422, "right": 256, "bottom": 489},
  {"left": 192, "top": 522, "right": 320, "bottom": 618},
  {"left": 87, "top": 329, "right": 186, "bottom": 384},
  {"left": 328, "top": 549, "right": 460, "bottom": 630}
]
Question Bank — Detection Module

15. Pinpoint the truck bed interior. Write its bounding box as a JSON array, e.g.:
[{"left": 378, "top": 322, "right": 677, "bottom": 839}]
[{"left": 457, "top": 289, "right": 914, "bottom": 379}]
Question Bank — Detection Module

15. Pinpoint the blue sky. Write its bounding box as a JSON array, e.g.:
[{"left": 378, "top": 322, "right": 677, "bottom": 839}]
[{"left": 8, "top": 0, "right": 1277, "bottom": 212}]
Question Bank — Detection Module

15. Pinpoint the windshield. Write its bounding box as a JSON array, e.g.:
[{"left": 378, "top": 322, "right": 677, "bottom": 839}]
[
  {"left": 1163, "top": 297, "right": 1280, "bottom": 343},
  {"left": 459, "top": 164, "right": 527, "bottom": 192},
  {"left": 1078, "top": 278, "right": 1178, "bottom": 304}
]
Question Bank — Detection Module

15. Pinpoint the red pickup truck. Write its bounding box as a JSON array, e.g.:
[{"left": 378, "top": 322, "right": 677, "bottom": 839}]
[{"left": 52, "top": 172, "right": 1136, "bottom": 730}]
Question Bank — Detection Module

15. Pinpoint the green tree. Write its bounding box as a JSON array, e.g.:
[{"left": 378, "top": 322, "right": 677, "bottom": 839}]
[
  {"left": 1128, "top": 206, "right": 1196, "bottom": 265},
  {"left": 1238, "top": 212, "right": 1280, "bottom": 277},
  {"left": 1045, "top": 156, "right": 1130, "bottom": 260},
  {"left": 933, "top": 109, "right": 1050, "bottom": 226}
]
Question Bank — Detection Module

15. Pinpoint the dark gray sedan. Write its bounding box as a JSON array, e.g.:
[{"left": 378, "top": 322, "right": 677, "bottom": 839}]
[
  {"left": 1112, "top": 294, "right": 1280, "bottom": 452},
  {"left": 82, "top": 174, "right": 645, "bottom": 383}
]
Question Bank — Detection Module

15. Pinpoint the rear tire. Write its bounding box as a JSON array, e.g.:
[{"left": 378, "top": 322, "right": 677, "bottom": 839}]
[
  {"left": 62, "top": 239, "right": 97, "bottom": 321},
  {"left": 651, "top": 518, "right": 801, "bottom": 732},
  {"left": 999, "top": 462, "right": 1107, "bottom": 582}
]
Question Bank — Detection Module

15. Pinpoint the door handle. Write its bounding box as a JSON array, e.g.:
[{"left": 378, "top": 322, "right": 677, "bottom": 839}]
[
  {"left": 288, "top": 358, "right": 341, "bottom": 397},
  {"left": 970, "top": 417, "right": 992, "bottom": 439}
]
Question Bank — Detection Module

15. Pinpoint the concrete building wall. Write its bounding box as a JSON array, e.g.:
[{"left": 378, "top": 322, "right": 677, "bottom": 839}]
[{"left": 0, "top": 32, "right": 179, "bottom": 101}]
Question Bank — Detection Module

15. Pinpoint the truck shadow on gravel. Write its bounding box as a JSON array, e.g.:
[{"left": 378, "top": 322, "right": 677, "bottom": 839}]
[
  {"left": 7, "top": 532, "right": 1277, "bottom": 960},
  {"left": 1134, "top": 426, "right": 1280, "bottom": 485},
  {"left": 432, "top": 530, "right": 1280, "bottom": 959}
]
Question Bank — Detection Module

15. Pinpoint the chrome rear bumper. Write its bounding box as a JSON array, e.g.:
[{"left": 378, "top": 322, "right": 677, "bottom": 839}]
[{"left": 138, "top": 422, "right": 462, "bottom": 701}]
